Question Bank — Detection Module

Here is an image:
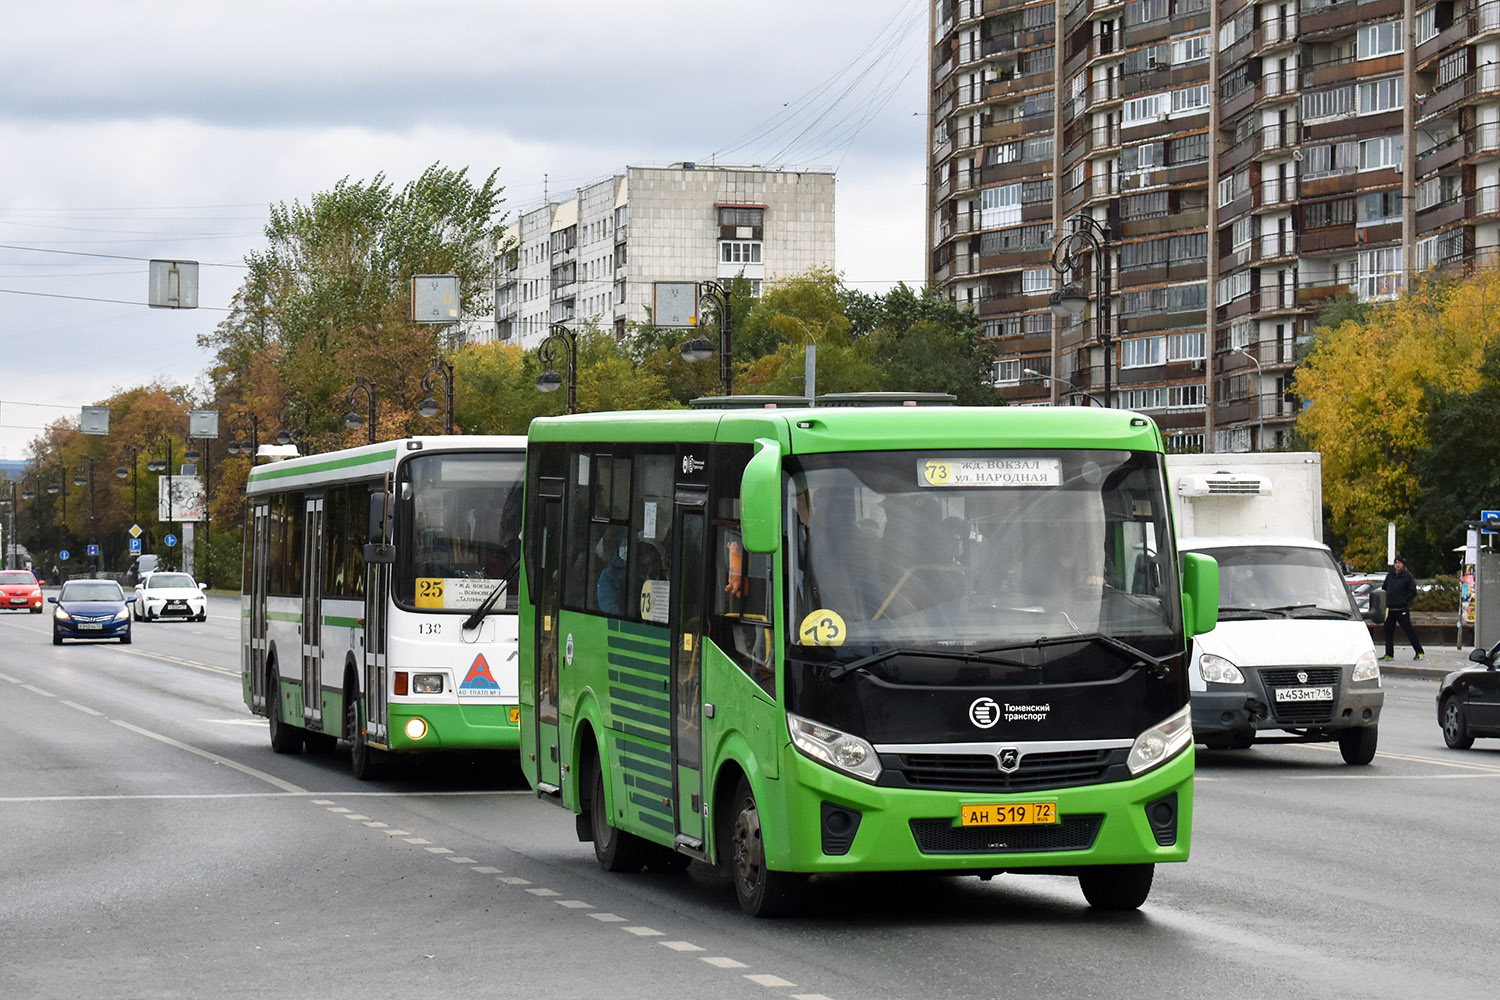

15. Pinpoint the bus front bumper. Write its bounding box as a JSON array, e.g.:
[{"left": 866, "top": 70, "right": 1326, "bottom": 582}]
[{"left": 386, "top": 702, "right": 521, "bottom": 752}]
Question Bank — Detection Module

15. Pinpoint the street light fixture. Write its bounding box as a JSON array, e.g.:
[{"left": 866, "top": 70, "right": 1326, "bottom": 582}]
[
  {"left": 115, "top": 445, "right": 141, "bottom": 527},
  {"left": 0, "top": 481, "right": 16, "bottom": 569},
  {"left": 74, "top": 456, "right": 98, "bottom": 575},
  {"left": 535, "top": 324, "right": 579, "bottom": 414},
  {"left": 344, "top": 377, "right": 378, "bottom": 445},
  {"left": 1049, "top": 215, "right": 1114, "bottom": 409},
  {"left": 1022, "top": 368, "right": 1104, "bottom": 407},
  {"left": 1232, "top": 345, "right": 1266, "bottom": 451},
  {"left": 678, "top": 280, "right": 734, "bottom": 396},
  {"left": 418, "top": 356, "right": 456, "bottom": 434},
  {"left": 226, "top": 413, "right": 260, "bottom": 460}
]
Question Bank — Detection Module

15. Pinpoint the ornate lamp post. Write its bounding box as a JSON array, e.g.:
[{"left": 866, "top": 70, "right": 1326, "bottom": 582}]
[
  {"left": 73, "top": 457, "right": 97, "bottom": 575},
  {"left": 1022, "top": 368, "right": 1104, "bottom": 407},
  {"left": 1232, "top": 345, "right": 1266, "bottom": 451},
  {"left": 678, "top": 280, "right": 733, "bottom": 396},
  {"left": 1049, "top": 215, "right": 1114, "bottom": 409},
  {"left": 115, "top": 445, "right": 141, "bottom": 526},
  {"left": 226, "top": 413, "right": 260, "bottom": 461},
  {"left": 419, "top": 356, "right": 456, "bottom": 434},
  {"left": 344, "top": 377, "right": 378, "bottom": 445},
  {"left": 535, "top": 325, "right": 579, "bottom": 414},
  {"left": 146, "top": 436, "right": 177, "bottom": 566}
]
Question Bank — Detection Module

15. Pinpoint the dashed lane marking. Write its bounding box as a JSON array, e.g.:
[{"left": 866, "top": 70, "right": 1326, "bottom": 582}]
[
  {"left": 661, "top": 941, "right": 705, "bottom": 952},
  {"left": 703, "top": 957, "right": 749, "bottom": 969},
  {"left": 63, "top": 701, "right": 104, "bottom": 716},
  {"left": 746, "top": 974, "right": 797, "bottom": 987},
  {"left": 110, "top": 719, "right": 307, "bottom": 794},
  {"left": 22, "top": 684, "right": 55, "bottom": 697}
]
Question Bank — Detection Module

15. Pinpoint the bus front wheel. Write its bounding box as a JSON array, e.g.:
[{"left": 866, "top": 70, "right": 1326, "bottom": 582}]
[
  {"left": 266, "top": 665, "right": 304, "bottom": 755},
  {"left": 590, "top": 761, "right": 648, "bottom": 873},
  {"left": 348, "top": 692, "right": 384, "bottom": 781},
  {"left": 1078, "top": 864, "right": 1153, "bottom": 910},
  {"left": 727, "top": 777, "right": 804, "bottom": 917}
]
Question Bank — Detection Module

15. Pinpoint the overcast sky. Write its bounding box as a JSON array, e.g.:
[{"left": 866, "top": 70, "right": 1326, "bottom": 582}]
[{"left": 0, "top": 0, "right": 929, "bottom": 460}]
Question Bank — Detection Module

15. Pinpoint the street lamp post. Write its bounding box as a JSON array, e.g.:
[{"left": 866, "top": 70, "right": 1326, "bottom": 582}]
[
  {"left": 73, "top": 457, "right": 97, "bottom": 575},
  {"left": 1049, "top": 215, "right": 1114, "bottom": 409},
  {"left": 535, "top": 324, "right": 579, "bottom": 414},
  {"left": 344, "top": 377, "right": 378, "bottom": 445},
  {"left": 419, "top": 357, "right": 456, "bottom": 434},
  {"left": 226, "top": 413, "right": 260, "bottom": 462},
  {"left": 0, "top": 481, "right": 16, "bottom": 569},
  {"left": 679, "top": 280, "right": 733, "bottom": 396},
  {"left": 1022, "top": 368, "right": 1104, "bottom": 407},
  {"left": 1232, "top": 345, "right": 1266, "bottom": 451},
  {"left": 146, "top": 437, "right": 176, "bottom": 567},
  {"left": 115, "top": 445, "right": 141, "bottom": 527}
]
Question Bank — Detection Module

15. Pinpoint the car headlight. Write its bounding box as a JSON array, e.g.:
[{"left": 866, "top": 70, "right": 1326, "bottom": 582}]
[
  {"left": 1127, "top": 705, "right": 1193, "bottom": 775},
  {"left": 1351, "top": 649, "right": 1380, "bottom": 683},
  {"left": 54, "top": 606, "right": 72, "bottom": 621},
  {"left": 1198, "top": 652, "right": 1244, "bottom": 684},
  {"left": 788, "top": 712, "right": 882, "bottom": 782},
  {"left": 114, "top": 607, "right": 131, "bottom": 621}
]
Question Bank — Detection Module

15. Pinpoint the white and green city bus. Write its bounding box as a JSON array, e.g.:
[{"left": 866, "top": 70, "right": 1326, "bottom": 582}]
[
  {"left": 519, "top": 403, "right": 1218, "bottom": 915},
  {"left": 242, "top": 436, "right": 526, "bottom": 779}
]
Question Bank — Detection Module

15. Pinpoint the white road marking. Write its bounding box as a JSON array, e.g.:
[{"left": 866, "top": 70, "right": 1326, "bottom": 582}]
[
  {"left": 342, "top": 814, "right": 371, "bottom": 821},
  {"left": 22, "top": 684, "right": 55, "bottom": 697},
  {"left": 0, "top": 671, "right": 21, "bottom": 682},
  {"left": 109, "top": 719, "right": 307, "bottom": 793},
  {"left": 661, "top": 941, "right": 704, "bottom": 952},
  {"left": 470, "top": 866, "right": 502, "bottom": 874},
  {"left": 403, "top": 837, "right": 431, "bottom": 844},
  {"left": 703, "top": 957, "right": 748, "bottom": 969},
  {"left": 555, "top": 900, "right": 592, "bottom": 909},
  {"left": 499, "top": 876, "right": 531, "bottom": 886},
  {"left": 745, "top": 974, "right": 796, "bottom": 987},
  {"left": 446, "top": 856, "right": 477, "bottom": 864},
  {"left": 365, "top": 822, "right": 389, "bottom": 829},
  {"left": 327, "top": 807, "right": 352, "bottom": 813},
  {"left": 526, "top": 888, "right": 562, "bottom": 897},
  {"left": 622, "top": 926, "right": 663, "bottom": 937},
  {"left": 589, "top": 912, "right": 628, "bottom": 922},
  {"left": 792, "top": 994, "right": 837, "bottom": 999},
  {"left": 425, "top": 846, "right": 454, "bottom": 855},
  {"left": 63, "top": 701, "right": 104, "bottom": 716}
]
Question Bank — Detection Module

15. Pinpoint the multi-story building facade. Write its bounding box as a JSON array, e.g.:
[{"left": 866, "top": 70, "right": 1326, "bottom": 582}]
[
  {"left": 928, "top": 0, "right": 1500, "bottom": 452},
  {"left": 493, "top": 163, "right": 836, "bottom": 348}
]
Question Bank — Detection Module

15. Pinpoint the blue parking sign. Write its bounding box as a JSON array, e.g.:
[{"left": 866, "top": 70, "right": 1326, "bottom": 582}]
[{"left": 129, "top": 538, "right": 142, "bottom": 554}]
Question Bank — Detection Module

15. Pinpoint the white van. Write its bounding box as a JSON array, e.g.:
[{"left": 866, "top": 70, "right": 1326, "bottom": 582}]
[{"left": 1182, "top": 535, "right": 1384, "bottom": 765}]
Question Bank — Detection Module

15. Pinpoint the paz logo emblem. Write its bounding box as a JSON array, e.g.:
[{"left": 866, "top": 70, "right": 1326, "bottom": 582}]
[
  {"left": 1296, "top": 670, "right": 1309, "bottom": 684},
  {"left": 969, "top": 697, "right": 1001, "bottom": 729},
  {"left": 997, "top": 747, "right": 1021, "bottom": 773},
  {"left": 682, "top": 454, "right": 705, "bottom": 474}
]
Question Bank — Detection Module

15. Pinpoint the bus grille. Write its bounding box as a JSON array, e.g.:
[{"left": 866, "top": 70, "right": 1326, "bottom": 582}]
[
  {"left": 885, "top": 748, "right": 1123, "bottom": 793},
  {"left": 1258, "top": 667, "right": 1341, "bottom": 725},
  {"left": 909, "top": 815, "right": 1102, "bottom": 855}
]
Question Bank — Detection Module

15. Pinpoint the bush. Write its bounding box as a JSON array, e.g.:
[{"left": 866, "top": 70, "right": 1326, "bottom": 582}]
[{"left": 1412, "top": 574, "right": 1460, "bottom": 613}]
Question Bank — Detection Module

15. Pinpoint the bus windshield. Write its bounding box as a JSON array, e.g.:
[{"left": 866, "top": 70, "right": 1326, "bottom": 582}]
[
  {"left": 785, "top": 448, "right": 1181, "bottom": 664},
  {"left": 394, "top": 451, "right": 525, "bottom": 613}
]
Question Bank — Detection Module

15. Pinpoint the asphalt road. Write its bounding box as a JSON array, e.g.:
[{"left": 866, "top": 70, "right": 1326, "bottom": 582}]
[{"left": 2, "top": 593, "right": 1498, "bottom": 999}]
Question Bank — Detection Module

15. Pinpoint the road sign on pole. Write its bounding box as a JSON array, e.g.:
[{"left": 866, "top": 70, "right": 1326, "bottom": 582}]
[
  {"left": 164, "top": 533, "right": 178, "bottom": 548},
  {"left": 129, "top": 538, "right": 142, "bottom": 554}
]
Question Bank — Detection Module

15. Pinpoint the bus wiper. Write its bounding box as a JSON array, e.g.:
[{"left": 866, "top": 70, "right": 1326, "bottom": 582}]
[
  {"left": 462, "top": 557, "right": 521, "bottom": 632},
  {"left": 975, "top": 633, "right": 1175, "bottom": 679},
  {"left": 825, "top": 647, "right": 1031, "bottom": 682}
]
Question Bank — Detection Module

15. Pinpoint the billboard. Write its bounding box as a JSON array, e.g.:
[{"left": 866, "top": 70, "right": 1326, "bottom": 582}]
[{"left": 158, "top": 475, "right": 206, "bottom": 523}]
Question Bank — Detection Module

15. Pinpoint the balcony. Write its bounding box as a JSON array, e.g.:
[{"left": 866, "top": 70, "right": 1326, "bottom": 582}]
[{"left": 1299, "top": 224, "right": 1356, "bottom": 253}]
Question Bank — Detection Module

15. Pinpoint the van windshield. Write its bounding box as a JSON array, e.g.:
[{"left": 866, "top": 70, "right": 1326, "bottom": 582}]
[{"left": 1198, "top": 545, "right": 1359, "bottom": 619}]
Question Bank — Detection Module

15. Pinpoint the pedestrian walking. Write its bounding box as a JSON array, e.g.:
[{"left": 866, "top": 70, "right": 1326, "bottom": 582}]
[{"left": 1381, "top": 555, "right": 1424, "bottom": 660}]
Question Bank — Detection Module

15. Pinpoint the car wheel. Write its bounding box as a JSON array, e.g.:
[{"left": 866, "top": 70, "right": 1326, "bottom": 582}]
[
  {"left": 1079, "top": 864, "right": 1155, "bottom": 910},
  {"left": 1338, "top": 725, "right": 1378, "bottom": 765},
  {"left": 1441, "top": 697, "right": 1475, "bottom": 750},
  {"left": 726, "top": 776, "right": 804, "bottom": 917},
  {"left": 590, "top": 755, "right": 649, "bottom": 873},
  {"left": 120, "top": 631, "right": 131, "bottom": 645},
  {"left": 52, "top": 628, "right": 62, "bottom": 646},
  {"left": 266, "top": 664, "right": 304, "bottom": 755},
  {"left": 30, "top": 606, "right": 41, "bottom": 614}
]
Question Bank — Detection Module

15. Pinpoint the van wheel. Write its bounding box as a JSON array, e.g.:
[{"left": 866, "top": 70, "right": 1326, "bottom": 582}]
[
  {"left": 266, "top": 665, "right": 304, "bottom": 755},
  {"left": 727, "top": 777, "right": 804, "bottom": 917},
  {"left": 1079, "top": 864, "right": 1154, "bottom": 910},
  {"left": 1338, "top": 725, "right": 1378, "bottom": 765},
  {"left": 590, "top": 759, "right": 648, "bottom": 872}
]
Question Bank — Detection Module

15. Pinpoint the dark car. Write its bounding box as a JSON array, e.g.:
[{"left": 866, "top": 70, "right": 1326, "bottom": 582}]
[
  {"left": 1437, "top": 640, "right": 1500, "bottom": 748},
  {"left": 49, "top": 579, "right": 135, "bottom": 645}
]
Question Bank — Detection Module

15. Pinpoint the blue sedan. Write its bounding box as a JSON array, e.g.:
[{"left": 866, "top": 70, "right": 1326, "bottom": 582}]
[{"left": 50, "top": 580, "right": 135, "bottom": 645}]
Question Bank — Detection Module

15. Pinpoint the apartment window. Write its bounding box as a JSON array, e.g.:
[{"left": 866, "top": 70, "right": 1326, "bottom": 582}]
[
  {"left": 979, "top": 224, "right": 1052, "bottom": 254},
  {"left": 1302, "top": 85, "right": 1356, "bottom": 122},
  {"left": 993, "top": 359, "right": 1022, "bottom": 384},
  {"left": 1231, "top": 216, "right": 1255, "bottom": 251},
  {"left": 1357, "top": 21, "right": 1403, "bottom": 59},
  {"left": 1415, "top": 6, "right": 1438, "bottom": 46},
  {"left": 1022, "top": 268, "right": 1053, "bottom": 293},
  {"left": 1172, "top": 84, "right": 1210, "bottom": 114},
  {"left": 1167, "top": 331, "right": 1206, "bottom": 361},
  {"left": 1359, "top": 135, "right": 1402, "bottom": 171},
  {"left": 1121, "top": 336, "right": 1164, "bottom": 368},
  {"left": 1438, "top": 50, "right": 1469, "bottom": 88},
  {"left": 720, "top": 241, "right": 762, "bottom": 264},
  {"left": 1121, "top": 237, "right": 1168, "bottom": 270},
  {"left": 1357, "top": 190, "right": 1402, "bottom": 224},
  {"left": 986, "top": 317, "right": 1023, "bottom": 338},
  {"left": 1067, "top": 161, "right": 1086, "bottom": 191},
  {"left": 1303, "top": 140, "right": 1359, "bottom": 178},
  {"left": 1021, "top": 179, "right": 1053, "bottom": 203},
  {"left": 1022, "top": 135, "right": 1054, "bottom": 161},
  {"left": 1165, "top": 431, "right": 1205, "bottom": 454},
  {"left": 1126, "top": 0, "right": 1169, "bottom": 26},
  {"left": 1024, "top": 311, "right": 1053, "bottom": 334},
  {"left": 1122, "top": 141, "right": 1164, "bottom": 172},
  {"left": 980, "top": 183, "right": 1022, "bottom": 228},
  {"left": 1124, "top": 93, "right": 1167, "bottom": 126},
  {"left": 1217, "top": 270, "right": 1252, "bottom": 302},
  {"left": 1124, "top": 191, "right": 1170, "bottom": 219},
  {"left": 1169, "top": 232, "right": 1208, "bottom": 261},
  {"left": 718, "top": 207, "right": 764, "bottom": 227},
  {"left": 1021, "top": 92, "right": 1054, "bottom": 118},
  {"left": 1358, "top": 247, "right": 1403, "bottom": 301},
  {"left": 988, "top": 142, "right": 1020, "bottom": 165},
  {"left": 1358, "top": 76, "right": 1403, "bottom": 115},
  {"left": 1168, "top": 133, "right": 1209, "bottom": 165},
  {"left": 1219, "top": 170, "right": 1249, "bottom": 207},
  {"left": 1303, "top": 198, "right": 1354, "bottom": 229},
  {"left": 1171, "top": 34, "right": 1210, "bottom": 65}
]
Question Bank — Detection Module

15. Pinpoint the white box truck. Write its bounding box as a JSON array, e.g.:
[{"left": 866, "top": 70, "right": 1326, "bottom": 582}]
[{"left": 1168, "top": 453, "right": 1385, "bottom": 765}]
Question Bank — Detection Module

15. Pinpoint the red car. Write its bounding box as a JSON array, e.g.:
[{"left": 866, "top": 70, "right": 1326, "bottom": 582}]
[{"left": 0, "top": 569, "right": 44, "bottom": 613}]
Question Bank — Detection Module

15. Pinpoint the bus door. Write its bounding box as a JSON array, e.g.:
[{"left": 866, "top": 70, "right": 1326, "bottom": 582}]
[
  {"left": 248, "top": 501, "right": 271, "bottom": 712},
  {"left": 534, "top": 477, "right": 565, "bottom": 795},
  {"left": 301, "top": 496, "right": 325, "bottom": 731},
  {"left": 669, "top": 488, "right": 708, "bottom": 850},
  {"left": 362, "top": 489, "right": 391, "bottom": 746}
]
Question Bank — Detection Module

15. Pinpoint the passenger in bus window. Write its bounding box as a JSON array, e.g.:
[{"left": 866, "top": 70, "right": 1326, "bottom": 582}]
[{"left": 596, "top": 528, "right": 628, "bottom": 615}]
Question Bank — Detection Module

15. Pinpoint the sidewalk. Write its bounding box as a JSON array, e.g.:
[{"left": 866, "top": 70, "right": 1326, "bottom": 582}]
[{"left": 1378, "top": 643, "right": 1474, "bottom": 681}]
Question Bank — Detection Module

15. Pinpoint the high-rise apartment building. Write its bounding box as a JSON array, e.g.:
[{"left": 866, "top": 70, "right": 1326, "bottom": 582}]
[
  {"left": 493, "top": 163, "right": 835, "bottom": 348},
  {"left": 928, "top": 0, "right": 1500, "bottom": 452}
]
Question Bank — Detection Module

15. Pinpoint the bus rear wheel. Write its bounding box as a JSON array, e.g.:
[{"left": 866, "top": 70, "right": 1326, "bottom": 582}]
[
  {"left": 1078, "top": 864, "right": 1154, "bottom": 910},
  {"left": 590, "top": 760, "right": 648, "bottom": 873},
  {"left": 266, "top": 665, "right": 304, "bottom": 755},
  {"left": 727, "top": 777, "right": 804, "bottom": 917}
]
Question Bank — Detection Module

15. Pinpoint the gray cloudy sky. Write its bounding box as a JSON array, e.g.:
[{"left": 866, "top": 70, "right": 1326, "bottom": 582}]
[{"left": 0, "top": 0, "right": 928, "bottom": 459}]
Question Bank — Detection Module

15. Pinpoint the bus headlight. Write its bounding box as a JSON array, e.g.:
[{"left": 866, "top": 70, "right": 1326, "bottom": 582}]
[
  {"left": 411, "top": 673, "right": 444, "bottom": 694},
  {"left": 405, "top": 717, "right": 429, "bottom": 741},
  {"left": 1126, "top": 706, "right": 1193, "bottom": 776},
  {"left": 1351, "top": 649, "right": 1380, "bottom": 683},
  {"left": 1198, "top": 653, "right": 1244, "bottom": 685},
  {"left": 788, "top": 712, "right": 882, "bottom": 783}
]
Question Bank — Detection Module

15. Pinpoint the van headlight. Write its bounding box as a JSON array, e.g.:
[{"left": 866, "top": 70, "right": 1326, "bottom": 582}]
[
  {"left": 1198, "top": 653, "right": 1244, "bottom": 684},
  {"left": 1351, "top": 649, "right": 1380, "bottom": 683},
  {"left": 788, "top": 712, "right": 882, "bottom": 783},
  {"left": 1126, "top": 706, "right": 1193, "bottom": 776}
]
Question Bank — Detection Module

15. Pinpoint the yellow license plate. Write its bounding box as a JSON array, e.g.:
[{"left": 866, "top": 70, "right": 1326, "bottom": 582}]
[{"left": 959, "top": 802, "right": 1058, "bottom": 827}]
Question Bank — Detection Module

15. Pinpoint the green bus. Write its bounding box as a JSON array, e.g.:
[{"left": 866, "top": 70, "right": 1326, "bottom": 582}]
[
  {"left": 242, "top": 436, "right": 526, "bottom": 778},
  {"left": 519, "top": 405, "right": 1217, "bottom": 915}
]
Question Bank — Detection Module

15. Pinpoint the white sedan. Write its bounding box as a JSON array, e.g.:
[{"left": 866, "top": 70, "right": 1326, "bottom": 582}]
[{"left": 132, "top": 571, "right": 208, "bottom": 622}]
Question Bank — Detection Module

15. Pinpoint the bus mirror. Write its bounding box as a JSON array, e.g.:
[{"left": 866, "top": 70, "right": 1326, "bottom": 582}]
[
  {"left": 739, "top": 439, "right": 782, "bottom": 554},
  {"left": 1179, "top": 551, "right": 1219, "bottom": 637},
  {"left": 363, "top": 543, "right": 396, "bottom": 564},
  {"left": 368, "top": 491, "right": 391, "bottom": 544}
]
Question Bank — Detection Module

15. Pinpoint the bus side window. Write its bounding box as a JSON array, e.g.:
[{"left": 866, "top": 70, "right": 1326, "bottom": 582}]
[{"left": 712, "top": 525, "right": 774, "bottom": 695}]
